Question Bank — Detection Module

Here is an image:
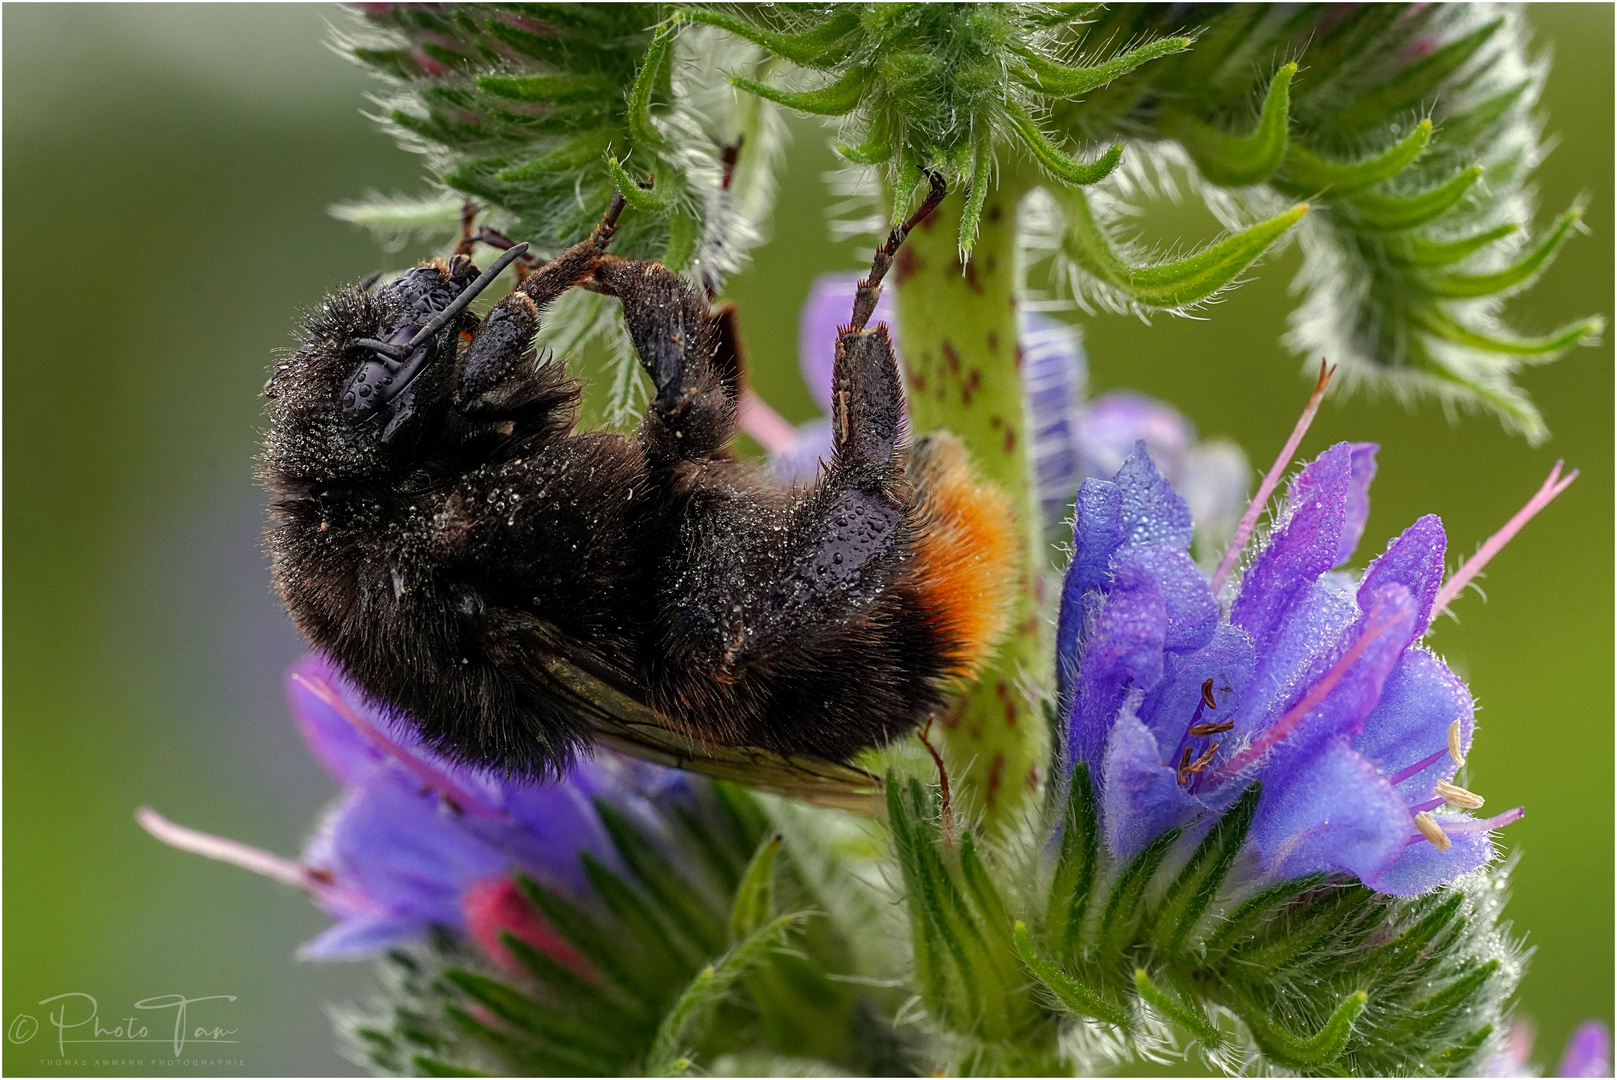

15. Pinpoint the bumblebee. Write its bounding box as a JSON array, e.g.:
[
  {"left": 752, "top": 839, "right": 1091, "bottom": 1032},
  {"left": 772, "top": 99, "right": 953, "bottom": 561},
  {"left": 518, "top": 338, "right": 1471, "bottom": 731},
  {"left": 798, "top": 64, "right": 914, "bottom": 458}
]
[{"left": 261, "top": 179, "right": 1015, "bottom": 788}]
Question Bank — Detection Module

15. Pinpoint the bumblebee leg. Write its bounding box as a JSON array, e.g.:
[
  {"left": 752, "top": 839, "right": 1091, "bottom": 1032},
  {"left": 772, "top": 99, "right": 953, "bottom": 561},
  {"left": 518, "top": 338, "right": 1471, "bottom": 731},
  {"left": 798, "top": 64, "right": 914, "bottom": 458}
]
[
  {"left": 587, "top": 254, "right": 736, "bottom": 465},
  {"left": 456, "top": 196, "right": 627, "bottom": 410}
]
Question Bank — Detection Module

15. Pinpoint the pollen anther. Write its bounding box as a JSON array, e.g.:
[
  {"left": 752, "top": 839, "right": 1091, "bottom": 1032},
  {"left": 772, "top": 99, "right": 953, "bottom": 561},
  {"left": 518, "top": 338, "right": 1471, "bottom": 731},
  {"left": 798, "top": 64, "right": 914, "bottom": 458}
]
[
  {"left": 1186, "top": 744, "right": 1218, "bottom": 773},
  {"left": 1435, "top": 779, "right": 1485, "bottom": 809},
  {"left": 1176, "top": 747, "right": 1193, "bottom": 786},
  {"left": 1447, "top": 719, "right": 1465, "bottom": 766},
  {"left": 1414, "top": 810, "right": 1451, "bottom": 852},
  {"left": 1200, "top": 678, "right": 1217, "bottom": 709},
  {"left": 1188, "top": 720, "right": 1234, "bottom": 737}
]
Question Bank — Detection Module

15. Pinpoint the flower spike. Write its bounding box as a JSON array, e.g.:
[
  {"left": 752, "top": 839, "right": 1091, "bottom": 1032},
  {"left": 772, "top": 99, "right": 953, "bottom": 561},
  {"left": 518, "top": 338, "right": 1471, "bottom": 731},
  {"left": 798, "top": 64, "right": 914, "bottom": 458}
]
[
  {"left": 1211, "top": 360, "right": 1334, "bottom": 596},
  {"left": 1433, "top": 460, "right": 1578, "bottom": 618}
]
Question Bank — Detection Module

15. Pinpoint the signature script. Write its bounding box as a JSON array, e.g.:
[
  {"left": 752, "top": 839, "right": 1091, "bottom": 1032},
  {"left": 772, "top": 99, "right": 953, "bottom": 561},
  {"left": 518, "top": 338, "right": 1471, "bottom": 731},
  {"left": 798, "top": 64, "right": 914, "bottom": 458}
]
[{"left": 8, "top": 993, "right": 239, "bottom": 1057}]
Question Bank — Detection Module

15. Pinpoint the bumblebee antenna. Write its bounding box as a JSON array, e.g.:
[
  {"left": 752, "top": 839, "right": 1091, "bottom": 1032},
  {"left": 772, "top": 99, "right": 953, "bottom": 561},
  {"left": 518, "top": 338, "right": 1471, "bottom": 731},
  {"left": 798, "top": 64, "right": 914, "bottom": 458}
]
[{"left": 354, "top": 244, "right": 532, "bottom": 361}]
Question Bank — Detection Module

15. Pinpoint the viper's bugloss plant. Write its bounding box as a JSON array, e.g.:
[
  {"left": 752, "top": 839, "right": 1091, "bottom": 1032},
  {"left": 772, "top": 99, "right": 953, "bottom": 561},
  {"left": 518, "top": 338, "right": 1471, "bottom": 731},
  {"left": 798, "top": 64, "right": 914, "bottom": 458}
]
[{"left": 142, "top": 4, "right": 1608, "bottom": 1076}]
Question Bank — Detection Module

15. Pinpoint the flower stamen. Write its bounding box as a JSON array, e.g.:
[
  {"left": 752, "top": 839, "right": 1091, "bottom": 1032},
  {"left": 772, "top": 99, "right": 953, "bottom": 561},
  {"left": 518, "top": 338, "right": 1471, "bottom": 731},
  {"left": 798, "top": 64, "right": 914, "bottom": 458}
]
[
  {"left": 1435, "top": 779, "right": 1485, "bottom": 809},
  {"left": 1188, "top": 720, "right": 1235, "bottom": 737},
  {"left": 1200, "top": 677, "right": 1218, "bottom": 709},
  {"left": 1176, "top": 746, "right": 1194, "bottom": 786},
  {"left": 1211, "top": 359, "right": 1335, "bottom": 596},
  {"left": 1448, "top": 719, "right": 1465, "bottom": 766},
  {"left": 1389, "top": 746, "right": 1450, "bottom": 785},
  {"left": 1432, "top": 460, "right": 1578, "bottom": 618},
  {"left": 1413, "top": 810, "right": 1451, "bottom": 852},
  {"left": 1186, "top": 743, "right": 1219, "bottom": 773}
]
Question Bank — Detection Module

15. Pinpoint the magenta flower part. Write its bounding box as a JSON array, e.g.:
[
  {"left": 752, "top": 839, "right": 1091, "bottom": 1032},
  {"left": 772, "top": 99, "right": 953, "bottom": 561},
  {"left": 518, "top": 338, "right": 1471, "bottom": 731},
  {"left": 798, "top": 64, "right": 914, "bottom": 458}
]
[
  {"left": 1559, "top": 1021, "right": 1613, "bottom": 1078},
  {"left": 1058, "top": 441, "right": 1525, "bottom": 894}
]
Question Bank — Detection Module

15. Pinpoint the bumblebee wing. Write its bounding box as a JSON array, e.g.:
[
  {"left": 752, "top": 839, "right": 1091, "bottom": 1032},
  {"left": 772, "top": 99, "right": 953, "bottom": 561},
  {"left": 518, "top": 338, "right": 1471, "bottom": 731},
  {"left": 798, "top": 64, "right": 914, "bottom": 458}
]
[{"left": 526, "top": 648, "right": 885, "bottom": 816}]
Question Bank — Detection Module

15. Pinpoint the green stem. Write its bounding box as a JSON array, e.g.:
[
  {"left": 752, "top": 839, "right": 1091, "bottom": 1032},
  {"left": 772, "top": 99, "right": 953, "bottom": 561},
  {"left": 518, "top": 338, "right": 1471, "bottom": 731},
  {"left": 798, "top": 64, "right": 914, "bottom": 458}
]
[{"left": 891, "top": 181, "right": 1045, "bottom": 835}]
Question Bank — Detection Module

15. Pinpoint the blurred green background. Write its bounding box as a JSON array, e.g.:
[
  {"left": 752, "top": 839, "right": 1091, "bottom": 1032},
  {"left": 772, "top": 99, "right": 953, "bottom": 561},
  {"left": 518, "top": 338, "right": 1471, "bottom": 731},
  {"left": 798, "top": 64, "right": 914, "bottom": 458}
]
[{"left": 4, "top": 5, "right": 1609, "bottom": 1076}]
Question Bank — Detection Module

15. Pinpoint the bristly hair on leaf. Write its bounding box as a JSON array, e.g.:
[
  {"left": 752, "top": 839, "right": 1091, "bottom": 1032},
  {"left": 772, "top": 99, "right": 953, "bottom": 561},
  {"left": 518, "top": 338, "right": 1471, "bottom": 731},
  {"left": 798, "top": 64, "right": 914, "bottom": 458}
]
[{"left": 688, "top": 2, "right": 1600, "bottom": 440}]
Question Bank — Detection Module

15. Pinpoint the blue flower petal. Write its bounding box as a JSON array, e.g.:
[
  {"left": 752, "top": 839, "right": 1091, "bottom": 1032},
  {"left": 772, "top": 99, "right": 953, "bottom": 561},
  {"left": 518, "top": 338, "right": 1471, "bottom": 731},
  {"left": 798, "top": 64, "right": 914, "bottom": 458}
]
[
  {"left": 1067, "top": 552, "right": 1168, "bottom": 775},
  {"left": 1336, "top": 443, "right": 1378, "bottom": 566},
  {"left": 1252, "top": 737, "right": 1411, "bottom": 883},
  {"left": 299, "top": 915, "right": 431, "bottom": 960},
  {"left": 1358, "top": 513, "right": 1447, "bottom": 637},
  {"left": 1232, "top": 442, "right": 1369, "bottom": 653},
  {"left": 1115, "top": 443, "right": 1194, "bottom": 550},
  {"left": 1102, "top": 702, "right": 1201, "bottom": 861},
  {"left": 1354, "top": 647, "right": 1473, "bottom": 803},
  {"left": 1367, "top": 816, "right": 1495, "bottom": 896}
]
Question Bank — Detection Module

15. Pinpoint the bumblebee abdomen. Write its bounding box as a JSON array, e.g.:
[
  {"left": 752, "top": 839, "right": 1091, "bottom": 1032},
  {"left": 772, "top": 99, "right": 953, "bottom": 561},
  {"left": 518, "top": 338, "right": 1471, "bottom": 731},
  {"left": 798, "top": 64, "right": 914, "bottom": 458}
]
[{"left": 904, "top": 432, "right": 1018, "bottom": 682}]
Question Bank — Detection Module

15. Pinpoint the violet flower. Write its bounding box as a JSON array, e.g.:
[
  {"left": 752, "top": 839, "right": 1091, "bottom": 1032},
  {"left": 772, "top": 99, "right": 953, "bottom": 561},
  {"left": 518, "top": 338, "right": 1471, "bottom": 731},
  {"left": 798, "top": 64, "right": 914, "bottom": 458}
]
[
  {"left": 140, "top": 654, "right": 689, "bottom": 963},
  {"left": 741, "top": 273, "right": 1248, "bottom": 540},
  {"left": 1559, "top": 1021, "right": 1613, "bottom": 1079},
  {"left": 1057, "top": 376, "right": 1574, "bottom": 895}
]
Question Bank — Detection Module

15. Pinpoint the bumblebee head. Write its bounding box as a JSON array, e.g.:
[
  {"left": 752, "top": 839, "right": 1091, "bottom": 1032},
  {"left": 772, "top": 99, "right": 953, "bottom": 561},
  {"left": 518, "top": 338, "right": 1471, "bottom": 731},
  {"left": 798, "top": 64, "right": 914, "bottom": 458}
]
[{"left": 262, "top": 246, "right": 526, "bottom": 483}]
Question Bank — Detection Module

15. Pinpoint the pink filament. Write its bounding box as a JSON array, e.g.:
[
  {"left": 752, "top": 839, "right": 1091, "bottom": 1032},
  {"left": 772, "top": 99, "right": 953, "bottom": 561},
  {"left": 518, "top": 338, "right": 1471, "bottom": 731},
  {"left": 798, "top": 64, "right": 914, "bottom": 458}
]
[
  {"left": 1404, "top": 806, "right": 1525, "bottom": 845},
  {"left": 1209, "top": 604, "right": 1404, "bottom": 784},
  {"left": 1211, "top": 361, "right": 1336, "bottom": 597},
  {"left": 136, "top": 807, "right": 377, "bottom": 914},
  {"left": 1387, "top": 746, "right": 1451, "bottom": 786},
  {"left": 737, "top": 389, "right": 800, "bottom": 455},
  {"left": 1432, "top": 461, "right": 1578, "bottom": 618},
  {"left": 293, "top": 671, "right": 505, "bottom": 819}
]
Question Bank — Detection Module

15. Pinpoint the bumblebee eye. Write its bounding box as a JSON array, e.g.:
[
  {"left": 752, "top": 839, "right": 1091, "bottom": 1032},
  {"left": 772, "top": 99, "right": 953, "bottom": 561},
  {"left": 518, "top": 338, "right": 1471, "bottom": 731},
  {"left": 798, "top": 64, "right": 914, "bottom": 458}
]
[{"left": 341, "top": 344, "right": 432, "bottom": 415}]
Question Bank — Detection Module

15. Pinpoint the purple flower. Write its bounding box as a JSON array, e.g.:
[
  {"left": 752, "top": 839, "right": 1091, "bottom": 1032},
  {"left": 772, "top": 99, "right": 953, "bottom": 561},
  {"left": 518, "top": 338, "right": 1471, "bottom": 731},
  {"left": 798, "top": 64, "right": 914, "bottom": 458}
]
[
  {"left": 1559, "top": 1021, "right": 1613, "bottom": 1078},
  {"left": 1056, "top": 437, "right": 1567, "bottom": 895},
  {"left": 742, "top": 274, "right": 1249, "bottom": 541},
  {"left": 141, "top": 654, "right": 691, "bottom": 962}
]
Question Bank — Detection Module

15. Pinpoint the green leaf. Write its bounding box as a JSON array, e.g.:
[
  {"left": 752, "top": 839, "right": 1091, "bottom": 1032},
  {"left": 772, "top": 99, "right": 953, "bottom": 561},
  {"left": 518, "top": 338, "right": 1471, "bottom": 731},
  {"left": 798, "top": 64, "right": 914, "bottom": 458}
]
[
  {"left": 1008, "top": 103, "right": 1123, "bottom": 187},
  {"left": 1226, "top": 883, "right": 1376, "bottom": 973},
  {"left": 606, "top": 157, "right": 677, "bottom": 213},
  {"left": 410, "top": 1054, "right": 491, "bottom": 1077},
  {"left": 1060, "top": 187, "right": 1308, "bottom": 310},
  {"left": 1017, "top": 35, "right": 1191, "bottom": 98},
  {"left": 1172, "top": 63, "right": 1293, "bottom": 187},
  {"left": 1133, "top": 968, "right": 1220, "bottom": 1045},
  {"left": 627, "top": 23, "right": 676, "bottom": 147},
  {"left": 1148, "top": 782, "right": 1259, "bottom": 958},
  {"left": 677, "top": 8, "right": 861, "bottom": 69},
  {"left": 443, "top": 969, "right": 621, "bottom": 1066},
  {"left": 1416, "top": 306, "right": 1605, "bottom": 358},
  {"left": 500, "top": 934, "right": 647, "bottom": 1041},
  {"left": 582, "top": 853, "right": 707, "bottom": 973},
  {"left": 596, "top": 800, "right": 728, "bottom": 955},
  {"left": 476, "top": 72, "right": 613, "bottom": 104},
  {"left": 495, "top": 132, "right": 613, "bottom": 184},
  {"left": 729, "top": 832, "right": 783, "bottom": 942},
  {"left": 1386, "top": 221, "right": 1519, "bottom": 268},
  {"left": 1012, "top": 921, "right": 1130, "bottom": 1027},
  {"left": 731, "top": 66, "right": 869, "bottom": 116},
  {"left": 1345, "top": 165, "right": 1483, "bottom": 232},
  {"left": 957, "top": 134, "right": 993, "bottom": 257},
  {"left": 644, "top": 913, "right": 802, "bottom": 1075},
  {"left": 1046, "top": 763, "right": 1099, "bottom": 963},
  {"left": 1279, "top": 119, "right": 1432, "bottom": 197},
  {"left": 1097, "top": 827, "right": 1180, "bottom": 962},
  {"left": 957, "top": 830, "right": 1013, "bottom": 950},
  {"left": 1238, "top": 989, "right": 1368, "bottom": 1069},
  {"left": 835, "top": 133, "right": 892, "bottom": 165},
  {"left": 1336, "top": 17, "right": 1504, "bottom": 128},
  {"left": 1422, "top": 205, "right": 1584, "bottom": 298},
  {"left": 515, "top": 874, "right": 664, "bottom": 1009}
]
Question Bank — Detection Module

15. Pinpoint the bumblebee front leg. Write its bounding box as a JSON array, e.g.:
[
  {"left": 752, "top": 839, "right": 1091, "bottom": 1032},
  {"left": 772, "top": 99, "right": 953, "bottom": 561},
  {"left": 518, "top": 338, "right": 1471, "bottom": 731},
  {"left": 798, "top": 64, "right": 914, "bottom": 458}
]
[{"left": 454, "top": 196, "right": 628, "bottom": 415}]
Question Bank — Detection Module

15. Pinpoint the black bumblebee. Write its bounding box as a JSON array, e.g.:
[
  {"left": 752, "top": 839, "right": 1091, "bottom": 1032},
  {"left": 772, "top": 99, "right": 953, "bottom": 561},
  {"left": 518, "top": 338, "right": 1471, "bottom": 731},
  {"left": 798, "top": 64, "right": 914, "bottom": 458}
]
[{"left": 261, "top": 181, "right": 1015, "bottom": 789}]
